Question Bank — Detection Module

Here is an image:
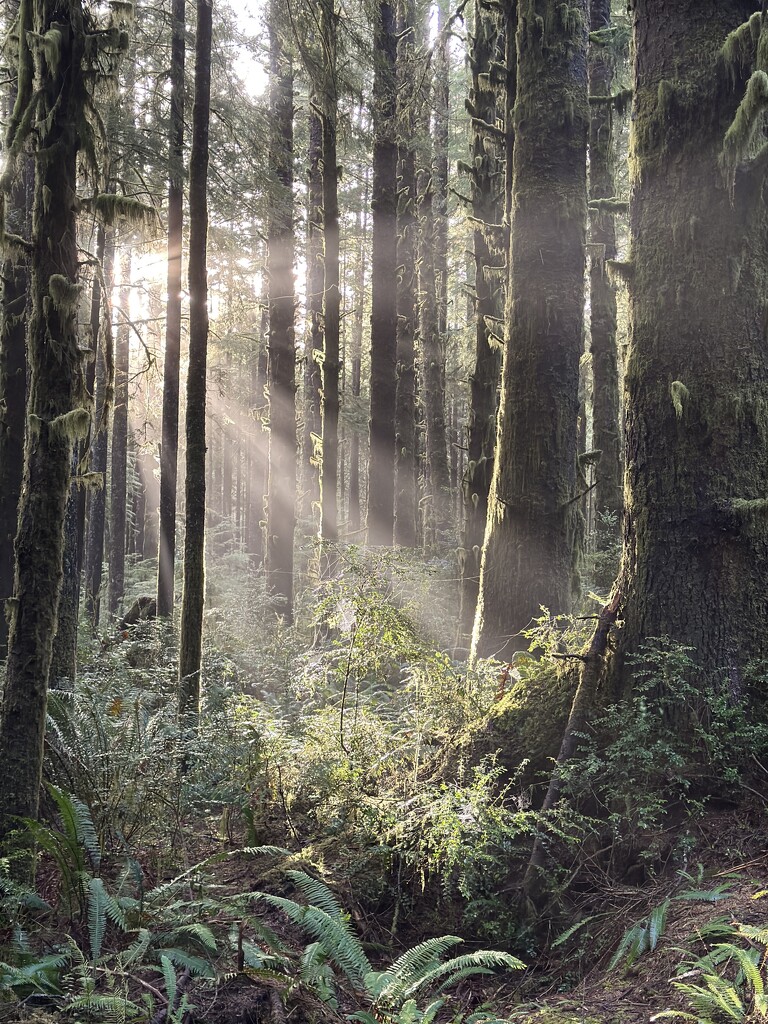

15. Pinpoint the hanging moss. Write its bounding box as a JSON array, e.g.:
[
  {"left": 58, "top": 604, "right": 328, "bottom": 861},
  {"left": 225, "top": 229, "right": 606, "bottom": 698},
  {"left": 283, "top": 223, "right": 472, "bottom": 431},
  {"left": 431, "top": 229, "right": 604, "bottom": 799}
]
[
  {"left": 669, "top": 380, "right": 689, "bottom": 420},
  {"left": 48, "top": 274, "right": 82, "bottom": 319},
  {"left": 93, "top": 192, "right": 159, "bottom": 233},
  {"left": 720, "top": 70, "right": 768, "bottom": 191},
  {"left": 720, "top": 12, "right": 762, "bottom": 84}
]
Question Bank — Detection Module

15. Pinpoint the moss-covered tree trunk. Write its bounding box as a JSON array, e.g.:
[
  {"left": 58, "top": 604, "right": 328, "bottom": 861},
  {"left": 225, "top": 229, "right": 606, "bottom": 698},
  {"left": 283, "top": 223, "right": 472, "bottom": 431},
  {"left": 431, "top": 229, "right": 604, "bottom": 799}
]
[
  {"left": 0, "top": 0, "right": 88, "bottom": 834},
  {"left": 0, "top": 158, "right": 29, "bottom": 662},
  {"left": 471, "top": 0, "right": 589, "bottom": 661},
  {"left": 588, "top": 0, "right": 622, "bottom": 557},
  {"left": 367, "top": 0, "right": 398, "bottom": 545},
  {"left": 157, "top": 0, "right": 185, "bottom": 619},
  {"left": 394, "top": 0, "right": 418, "bottom": 548},
  {"left": 612, "top": 0, "right": 768, "bottom": 685},
  {"left": 320, "top": 0, "right": 340, "bottom": 545},
  {"left": 265, "top": 0, "right": 296, "bottom": 618},
  {"left": 460, "top": 0, "right": 507, "bottom": 635},
  {"left": 178, "top": 0, "right": 212, "bottom": 718}
]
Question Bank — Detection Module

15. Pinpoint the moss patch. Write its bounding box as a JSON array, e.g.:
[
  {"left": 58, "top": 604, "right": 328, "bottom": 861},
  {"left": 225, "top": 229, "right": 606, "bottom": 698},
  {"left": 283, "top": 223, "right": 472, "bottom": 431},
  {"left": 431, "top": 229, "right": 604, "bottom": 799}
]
[{"left": 466, "top": 663, "right": 576, "bottom": 789}]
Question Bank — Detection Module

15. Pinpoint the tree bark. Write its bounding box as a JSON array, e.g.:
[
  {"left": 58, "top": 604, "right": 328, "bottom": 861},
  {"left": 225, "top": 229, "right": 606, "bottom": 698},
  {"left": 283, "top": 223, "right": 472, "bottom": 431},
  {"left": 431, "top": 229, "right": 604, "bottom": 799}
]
[
  {"left": 303, "top": 106, "right": 323, "bottom": 520},
  {"left": 367, "top": 0, "right": 398, "bottom": 545},
  {"left": 85, "top": 226, "right": 114, "bottom": 630},
  {"left": 472, "top": 0, "right": 589, "bottom": 661},
  {"left": 320, "top": 0, "right": 340, "bottom": 545},
  {"left": 0, "top": 0, "right": 88, "bottom": 835},
  {"left": 178, "top": 0, "right": 212, "bottom": 719},
  {"left": 348, "top": 183, "right": 368, "bottom": 536},
  {"left": 588, "top": 0, "right": 622, "bottom": 556},
  {"left": 613, "top": 0, "right": 768, "bottom": 687},
  {"left": 394, "top": 0, "right": 418, "bottom": 548},
  {"left": 0, "top": 158, "right": 29, "bottom": 661},
  {"left": 108, "top": 246, "right": 131, "bottom": 617},
  {"left": 157, "top": 0, "right": 186, "bottom": 619},
  {"left": 460, "top": 0, "right": 507, "bottom": 634},
  {"left": 265, "top": 0, "right": 296, "bottom": 618}
]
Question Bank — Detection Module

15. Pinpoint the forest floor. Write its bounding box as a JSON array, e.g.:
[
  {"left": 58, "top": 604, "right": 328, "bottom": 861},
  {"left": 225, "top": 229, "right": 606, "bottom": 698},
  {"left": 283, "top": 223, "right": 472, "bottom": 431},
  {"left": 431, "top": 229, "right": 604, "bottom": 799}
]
[{"left": 180, "top": 805, "right": 768, "bottom": 1024}]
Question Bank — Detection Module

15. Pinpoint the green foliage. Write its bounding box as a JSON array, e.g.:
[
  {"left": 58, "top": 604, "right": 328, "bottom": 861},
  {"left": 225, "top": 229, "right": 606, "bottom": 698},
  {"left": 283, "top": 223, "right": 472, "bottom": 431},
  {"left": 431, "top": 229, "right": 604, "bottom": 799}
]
[
  {"left": 654, "top": 924, "right": 768, "bottom": 1022},
  {"left": 558, "top": 638, "right": 768, "bottom": 851},
  {"left": 253, "top": 871, "right": 524, "bottom": 1022},
  {"left": 609, "top": 899, "right": 670, "bottom": 971}
]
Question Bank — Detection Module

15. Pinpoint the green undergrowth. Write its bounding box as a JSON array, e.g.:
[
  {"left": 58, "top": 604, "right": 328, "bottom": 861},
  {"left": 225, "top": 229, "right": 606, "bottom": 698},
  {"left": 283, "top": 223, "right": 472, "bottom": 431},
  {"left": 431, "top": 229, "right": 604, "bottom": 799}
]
[{"left": 5, "top": 548, "right": 768, "bottom": 1021}]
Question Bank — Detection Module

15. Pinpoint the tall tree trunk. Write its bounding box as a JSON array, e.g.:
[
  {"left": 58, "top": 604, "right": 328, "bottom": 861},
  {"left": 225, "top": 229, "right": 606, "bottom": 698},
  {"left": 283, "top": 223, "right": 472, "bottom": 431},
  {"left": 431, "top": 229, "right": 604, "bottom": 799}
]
[
  {"left": 460, "top": 0, "right": 507, "bottom": 634},
  {"left": 0, "top": 0, "right": 88, "bottom": 834},
  {"left": 178, "top": 0, "right": 212, "bottom": 718},
  {"left": 0, "top": 159, "right": 29, "bottom": 661},
  {"left": 265, "top": 0, "right": 296, "bottom": 618},
  {"left": 108, "top": 246, "right": 131, "bottom": 617},
  {"left": 320, "top": 0, "right": 340, "bottom": 545},
  {"left": 303, "top": 106, "right": 323, "bottom": 520},
  {"left": 247, "top": 268, "right": 269, "bottom": 562},
  {"left": 472, "top": 0, "right": 589, "bottom": 661},
  {"left": 85, "top": 227, "right": 114, "bottom": 629},
  {"left": 588, "top": 0, "right": 622, "bottom": 558},
  {"left": 613, "top": 0, "right": 768, "bottom": 686},
  {"left": 367, "top": 0, "right": 398, "bottom": 545},
  {"left": 394, "top": 0, "right": 418, "bottom": 548},
  {"left": 417, "top": 23, "right": 451, "bottom": 545},
  {"left": 157, "top": 0, "right": 186, "bottom": 618},
  {"left": 348, "top": 187, "right": 368, "bottom": 536}
]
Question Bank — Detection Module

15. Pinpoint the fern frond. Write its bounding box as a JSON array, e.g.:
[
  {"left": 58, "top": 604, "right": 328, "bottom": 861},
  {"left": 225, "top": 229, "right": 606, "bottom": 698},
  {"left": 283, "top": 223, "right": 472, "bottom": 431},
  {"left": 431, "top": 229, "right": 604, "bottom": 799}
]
[
  {"left": 119, "top": 928, "right": 151, "bottom": 968},
  {"left": 155, "top": 947, "right": 215, "bottom": 978},
  {"left": 167, "top": 922, "right": 218, "bottom": 953},
  {"left": 286, "top": 870, "right": 345, "bottom": 920},
  {"left": 86, "top": 876, "right": 108, "bottom": 960},
  {"left": 160, "top": 954, "right": 177, "bottom": 1010},
  {"left": 738, "top": 923, "right": 768, "bottom": 945},
  {"left": 375, "top": 935, "right": 463, "bottom": 1003},
  {"left": 649, "top": 900, "right": 670, "bottom": 951},
  {"left": 402, "top": 950, "right": 523, "bottom": 999}
]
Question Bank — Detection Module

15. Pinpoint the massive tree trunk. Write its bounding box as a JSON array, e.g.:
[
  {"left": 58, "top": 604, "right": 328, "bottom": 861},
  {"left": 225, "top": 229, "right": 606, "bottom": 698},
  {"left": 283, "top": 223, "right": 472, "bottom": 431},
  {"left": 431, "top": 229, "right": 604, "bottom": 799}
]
[
  {"left": 472, "top": 0, "right": 589, "bottom": 661},
  {"left": 265, "top": 0, "right": 296, "bottom": 618},
  {"left": 0, "top": 0, "right": 88, "bottom": 834},
  {"left": 612, "top": 0, "right": 768, "bottom": 686},
  {"left": 320, "top": 0, "right": 340, "bottom": 545},
  {"left": 588, "top": 0, "right": 622, "bottom": 559},
  {"left": 157, "top": 0, "right": 185, "bottom": 619},
  {"left": 178, "top": 0, "right": 212, "bottom": 718},
  {"left": 367, "top": 0, "right": 398, "bottom": 545},
  {"left": 460, "top": 0, "right": 507, "bottom": 634},
  {"left": 394, "top": 0, "right": 418, "bottom": 548}
]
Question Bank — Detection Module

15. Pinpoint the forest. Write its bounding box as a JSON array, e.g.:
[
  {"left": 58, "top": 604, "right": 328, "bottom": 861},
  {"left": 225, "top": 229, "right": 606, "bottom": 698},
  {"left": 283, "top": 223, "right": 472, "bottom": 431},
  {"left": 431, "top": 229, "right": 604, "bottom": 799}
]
[{"left": 3, "top": 0, "right": 768, "bottom": 1021}]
